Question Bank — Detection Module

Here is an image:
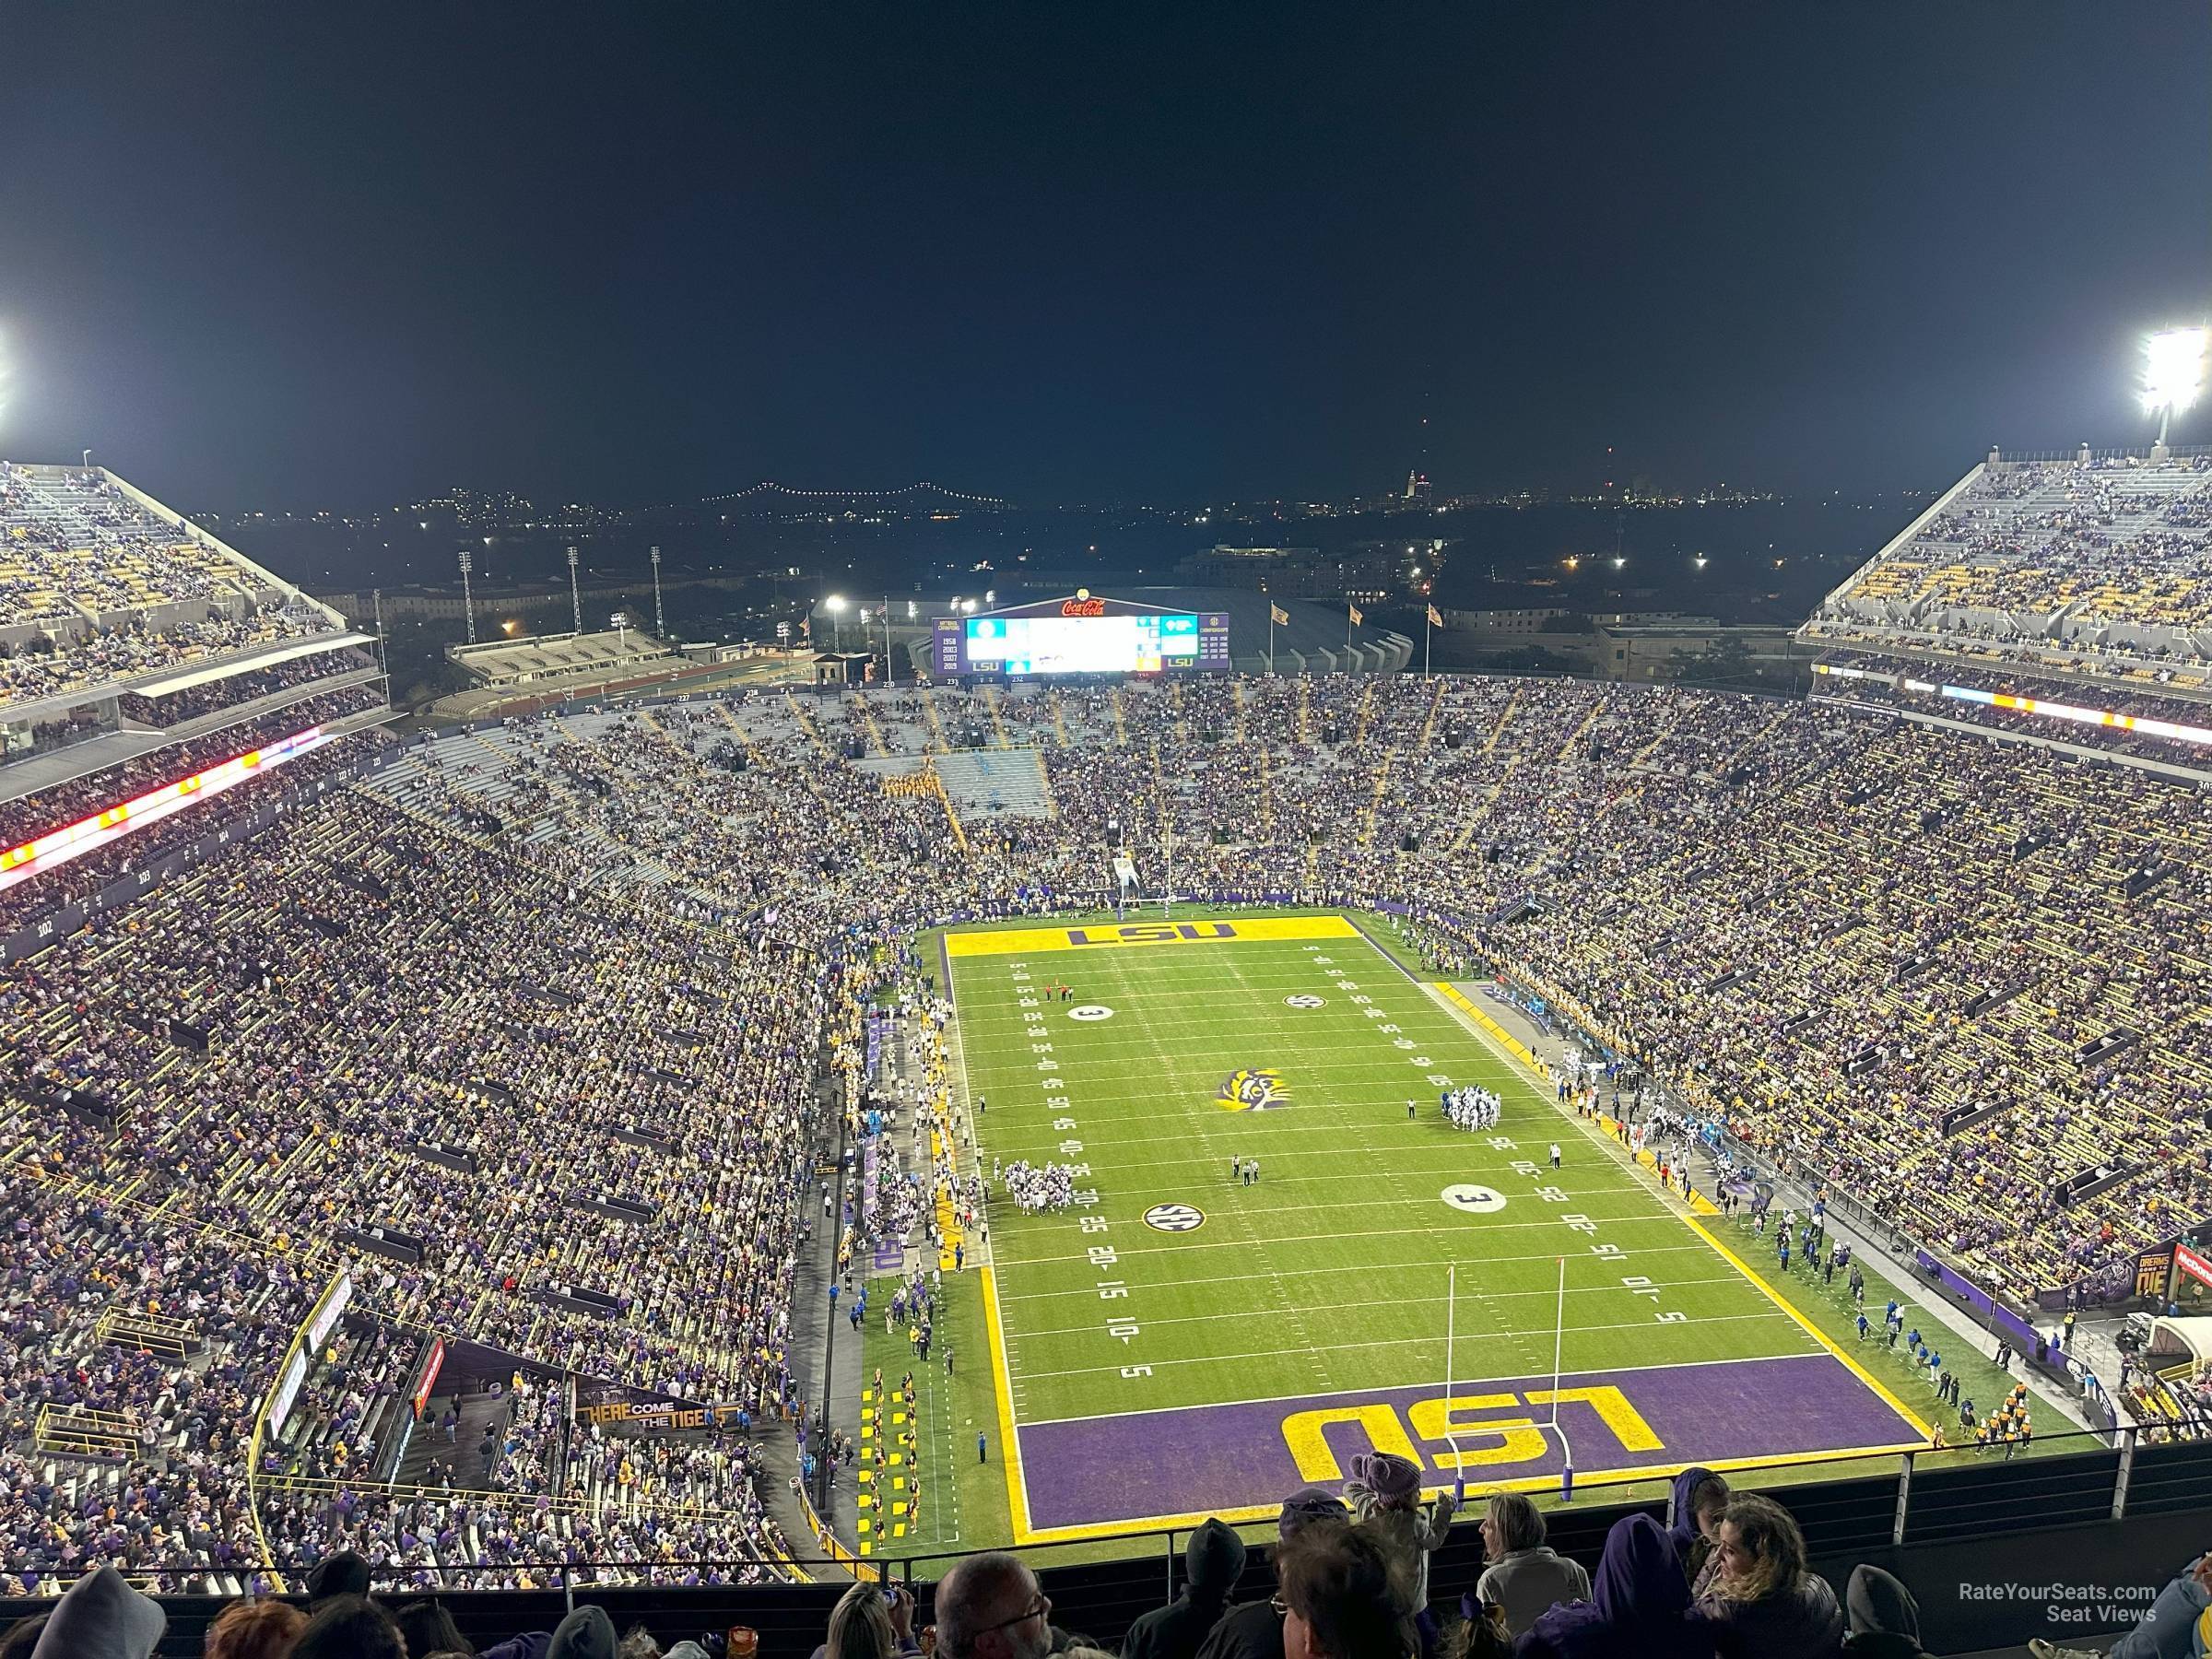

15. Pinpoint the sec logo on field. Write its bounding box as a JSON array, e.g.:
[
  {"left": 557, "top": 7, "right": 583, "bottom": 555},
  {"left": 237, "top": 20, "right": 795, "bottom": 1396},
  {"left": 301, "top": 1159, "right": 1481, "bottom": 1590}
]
[
  {"left": 1441, "top": 1184, "right": 1507, "bottom": 1215},
  {"left": 1144, "top": 1203, "right": 1206, "bottom": 1232},
  {"left": 1284, "top": 994, "right": 1326, "bottom": 1009},
  {"left": 1067, "top": 1005, "right": 1115, "bottom": 1021}
]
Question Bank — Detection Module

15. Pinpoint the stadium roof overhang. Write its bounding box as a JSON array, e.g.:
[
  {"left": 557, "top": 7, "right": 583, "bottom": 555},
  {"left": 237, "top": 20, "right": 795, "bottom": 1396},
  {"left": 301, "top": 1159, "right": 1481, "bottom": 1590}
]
[{"left": 129, "top": 631, "right": 374, "bottom": 699}]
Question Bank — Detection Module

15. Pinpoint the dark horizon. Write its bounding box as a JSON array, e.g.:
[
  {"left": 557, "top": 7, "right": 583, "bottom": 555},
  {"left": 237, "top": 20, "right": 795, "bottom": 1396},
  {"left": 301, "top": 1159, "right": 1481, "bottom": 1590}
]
[{"left": 2, "top": 4, "right": 2206, "bottom": 514}]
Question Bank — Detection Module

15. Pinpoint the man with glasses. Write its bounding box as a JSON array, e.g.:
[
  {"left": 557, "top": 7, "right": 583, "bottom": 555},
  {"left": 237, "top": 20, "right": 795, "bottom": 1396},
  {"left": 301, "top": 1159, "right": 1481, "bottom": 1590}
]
[{"left": 936, "top": 1552, "right": 1055, "bottom": 1659}]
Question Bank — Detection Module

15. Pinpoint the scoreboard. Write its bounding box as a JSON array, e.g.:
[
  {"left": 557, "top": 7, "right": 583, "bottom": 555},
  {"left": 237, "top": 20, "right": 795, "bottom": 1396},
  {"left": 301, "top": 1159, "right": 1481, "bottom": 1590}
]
[{"left": 935, "top": 596, "right": 1230, "bottom": 677}]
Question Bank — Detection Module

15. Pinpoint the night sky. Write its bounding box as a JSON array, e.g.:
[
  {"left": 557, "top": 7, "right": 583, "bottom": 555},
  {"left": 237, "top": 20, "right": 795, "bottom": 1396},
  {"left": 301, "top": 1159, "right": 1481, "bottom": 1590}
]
[{"left": 2, "top": 4, "right": 2206, "bottom": 510}]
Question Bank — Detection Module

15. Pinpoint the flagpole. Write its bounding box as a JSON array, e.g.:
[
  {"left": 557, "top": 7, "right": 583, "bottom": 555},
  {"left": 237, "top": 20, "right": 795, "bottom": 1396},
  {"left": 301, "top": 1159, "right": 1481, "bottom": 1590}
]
[
  {"left": 1424, "top": 610, "right": 1432, "bottom": 680},
  {"left": 1268, "top": 606, "right": 1277, "bottom": 676}
]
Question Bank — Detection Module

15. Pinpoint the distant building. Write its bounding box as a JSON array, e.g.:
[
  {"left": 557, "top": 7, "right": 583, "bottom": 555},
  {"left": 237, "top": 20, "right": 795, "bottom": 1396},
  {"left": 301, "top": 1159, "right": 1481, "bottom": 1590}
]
[
  {"left": 1440, "top": 606, "right": 1571, "bottom": 633},
  {"left": 1174, "top": 543, "right": 1410, "bottom": 601}
]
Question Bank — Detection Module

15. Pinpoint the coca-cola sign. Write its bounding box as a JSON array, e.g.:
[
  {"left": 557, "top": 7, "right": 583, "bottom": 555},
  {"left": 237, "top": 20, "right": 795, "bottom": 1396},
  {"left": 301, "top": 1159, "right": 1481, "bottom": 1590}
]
[{"left": 1060, "top": 598, "right": 1106, "bottom": 618}]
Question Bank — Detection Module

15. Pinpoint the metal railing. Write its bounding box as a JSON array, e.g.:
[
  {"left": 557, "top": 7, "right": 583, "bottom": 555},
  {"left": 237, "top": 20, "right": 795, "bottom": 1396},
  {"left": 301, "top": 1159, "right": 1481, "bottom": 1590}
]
[{"left": 18, "top": 1425, "right": 2212, "bottom": 1594}]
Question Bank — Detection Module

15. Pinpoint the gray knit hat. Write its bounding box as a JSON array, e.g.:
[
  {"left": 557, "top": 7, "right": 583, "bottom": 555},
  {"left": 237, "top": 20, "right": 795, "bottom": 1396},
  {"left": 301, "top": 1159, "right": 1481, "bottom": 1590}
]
[{"left": 32, "top": 1566, "right": 166, "bottom": 1659}]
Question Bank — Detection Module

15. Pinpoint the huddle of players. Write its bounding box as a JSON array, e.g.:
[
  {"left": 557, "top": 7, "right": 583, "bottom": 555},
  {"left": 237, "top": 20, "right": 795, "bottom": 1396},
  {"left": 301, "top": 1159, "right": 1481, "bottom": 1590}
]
[
  {"left": 1001, "top": 1159, "right": 1077, "bottom": 1212},
  {"left": 1441, "top": 1085, "right": 1502, "bottom": 1131}
]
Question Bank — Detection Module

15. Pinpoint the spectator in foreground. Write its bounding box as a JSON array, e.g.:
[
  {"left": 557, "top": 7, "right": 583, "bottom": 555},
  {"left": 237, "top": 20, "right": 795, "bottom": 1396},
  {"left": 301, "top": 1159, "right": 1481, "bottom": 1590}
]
[
  {"left": 29, "top": 1565, "right": 164, "bottom": 1659},
  {"left": 1346, "top": 1453, "right": 1457, "bottom": 1617},
  {"left": 0, "top": 1618, "right": 45, "bottom": 1659},
  {"left": 1841, "top": 1566, "right": 1932, "bottom": 1659},
  {"left": 549, "top": 1607, "right": 619, "bottom": 1659},
  {"left": 1123, "top": 1517, "right": 1247, "bottom": 1659},
  {"left": 935, "top": 1551, "right": 1053, "bottom": 1659},
  {"left": 1513, "top": 1514, "right": 1712, "bottom": 1659},
  {"left": 205, "top": 1599, "right": 310, "bottom": 1659},
  {"left": 1666, "top": 1467, "right": 1731, "bottom": 1590},
  {"left": 1276, "top": 1520, "right": 1417, "bottom": 1659},
  {"left": 1195, "top": 1488, "right": 1350, "bottom": 1659},
  {"left": 1689, "top": 1495, "right": 1841, "bottom": 1659},
  {"left": 305, "top": 1550, "right": 373, "bottom": 1610},
  {"left": 394, "top": 1602, "right": 475, "bottom": 1659},
  {"left": 2028, "top": 1547, "right": 2212, "bottom": 1659},
  {"left": 1473, "top": 1494, "right": 1591, "bottom": 1637},
  {"left": 290, "top": 1596, "right": 408, "bottom": 1659},
  {"left": 821, "top": 1579, "right": 921, "bottom": 1659}
]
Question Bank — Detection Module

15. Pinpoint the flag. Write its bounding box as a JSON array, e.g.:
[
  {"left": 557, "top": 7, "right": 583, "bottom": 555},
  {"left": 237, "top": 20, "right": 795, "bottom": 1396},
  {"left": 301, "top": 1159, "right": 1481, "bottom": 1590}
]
[
  {"left": 1426, "top": 603, "right": 1442, "bottom": 629},
  {"left": 1347, "top": 603, "right": 1363, "bottom": 626},
  {"left": 1270, "top": 603, "right": 1289, "bottom": 627}
]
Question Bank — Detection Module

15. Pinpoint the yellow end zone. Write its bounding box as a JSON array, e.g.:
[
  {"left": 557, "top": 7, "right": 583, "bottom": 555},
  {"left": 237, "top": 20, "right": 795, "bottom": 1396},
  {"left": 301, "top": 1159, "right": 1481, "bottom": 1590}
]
[{"left": 946, "top": 913, "right": 1360, "bottom": 958}]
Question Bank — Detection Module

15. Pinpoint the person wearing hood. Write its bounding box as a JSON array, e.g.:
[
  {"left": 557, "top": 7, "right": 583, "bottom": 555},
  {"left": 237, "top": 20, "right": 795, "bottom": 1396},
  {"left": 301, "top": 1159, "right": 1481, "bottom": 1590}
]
[
  {"left": 1196, "top": 1487, "right": 1350, "bottom": 1659},
  {"left": 1842, "top": 1567, "right": 1933, "bottom": 1659},
  {"left": 29, "top": 1566, "right": 164, "bottom": 1659},
  {"left": 306, "top": 1550, "right": 373, "bottom": 1610},
  {"left": 1666, "top": 1468, "right": 1730, "bottom": 1593},
  {"left": 549, "top": 1606, "right": 621, "bottom": 1659},
  {"left": 1688, "top": 1495, "right": 1841, "bottom": 1659},
  {"left": 1124, "top": 1518, "right": 1248, "bottom": 1659},
  {"left": 1513, "top": 1515, "right": 1713, "bottom": 1659}
]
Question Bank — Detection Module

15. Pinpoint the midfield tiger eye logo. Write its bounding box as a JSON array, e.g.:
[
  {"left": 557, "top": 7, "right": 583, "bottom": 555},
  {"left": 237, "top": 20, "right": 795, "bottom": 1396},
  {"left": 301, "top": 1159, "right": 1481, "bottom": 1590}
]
[{"left": 1217, "top": 1068, "right": 1291, "bottom": 1111}]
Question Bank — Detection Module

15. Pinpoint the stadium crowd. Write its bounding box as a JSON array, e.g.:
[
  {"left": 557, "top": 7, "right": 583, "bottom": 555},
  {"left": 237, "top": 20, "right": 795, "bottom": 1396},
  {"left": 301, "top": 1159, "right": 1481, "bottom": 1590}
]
[{"left": 3, "top": 660, "right": 2210, "bottom": 1595}]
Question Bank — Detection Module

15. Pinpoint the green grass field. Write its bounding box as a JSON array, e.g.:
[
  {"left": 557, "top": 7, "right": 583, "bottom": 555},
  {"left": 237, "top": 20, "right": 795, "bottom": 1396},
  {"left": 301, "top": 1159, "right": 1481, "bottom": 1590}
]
[{"left": 858, "top": 910, "right": 1950, "bottom": 1560}]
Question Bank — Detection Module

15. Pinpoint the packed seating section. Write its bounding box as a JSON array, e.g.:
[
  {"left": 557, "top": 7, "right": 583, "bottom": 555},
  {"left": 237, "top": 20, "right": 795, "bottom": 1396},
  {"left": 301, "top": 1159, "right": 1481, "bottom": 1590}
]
[
  {"left": 0, "top": 464, "right": 342, "bottom": 711},
  {"left": 5, "top": 671, "right": 2210, "bottom": 1594},
  {"left": 1809, "top": 453, "right": 2212, "bottom": 673}
]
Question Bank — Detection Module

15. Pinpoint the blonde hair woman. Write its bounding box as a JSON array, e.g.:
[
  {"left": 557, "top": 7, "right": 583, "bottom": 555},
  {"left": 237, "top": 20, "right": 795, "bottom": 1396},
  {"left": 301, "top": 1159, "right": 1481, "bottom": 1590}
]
[{"left": 1690, "top": 1494, "right": 1841, "bottom": 1659}]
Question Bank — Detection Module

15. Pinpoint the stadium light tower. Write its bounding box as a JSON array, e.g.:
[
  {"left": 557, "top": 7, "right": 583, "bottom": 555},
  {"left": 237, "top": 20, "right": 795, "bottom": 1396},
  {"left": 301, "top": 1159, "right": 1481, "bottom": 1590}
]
[
  {"left": 649, "top": 544, "right": 665, "bottom": 636},
  {"left": 2143, "top": 326, "right": 2207, "bottom": 454},
  {"left": 456, "top": 547, "right": 477, "bottom": 644},
  {"left": 566, "top": 545, "right": 582, "bottom": 635}
]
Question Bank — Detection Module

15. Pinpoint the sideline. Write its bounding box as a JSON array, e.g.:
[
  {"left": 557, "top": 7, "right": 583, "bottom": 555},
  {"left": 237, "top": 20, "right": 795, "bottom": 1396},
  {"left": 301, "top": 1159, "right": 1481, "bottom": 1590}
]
[{"left": 1409, "top": 970, "right": 1932, "bottom": 1446}]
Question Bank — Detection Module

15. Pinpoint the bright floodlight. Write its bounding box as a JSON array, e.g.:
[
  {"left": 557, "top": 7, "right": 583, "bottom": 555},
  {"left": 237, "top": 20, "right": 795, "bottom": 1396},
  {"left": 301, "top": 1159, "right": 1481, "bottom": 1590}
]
[
  {"left": 825, "top": 594, "right": 845, "bottom": 611},
  {"left": 2143, "top": 327, "right": 2207, "bottom": 421}
]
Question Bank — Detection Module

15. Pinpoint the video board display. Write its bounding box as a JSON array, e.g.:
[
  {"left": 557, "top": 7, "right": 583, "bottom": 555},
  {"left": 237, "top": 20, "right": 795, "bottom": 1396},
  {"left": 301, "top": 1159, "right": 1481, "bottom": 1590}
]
[{"left": 934, "top": 598, "right": 1230, "bottom": 677}]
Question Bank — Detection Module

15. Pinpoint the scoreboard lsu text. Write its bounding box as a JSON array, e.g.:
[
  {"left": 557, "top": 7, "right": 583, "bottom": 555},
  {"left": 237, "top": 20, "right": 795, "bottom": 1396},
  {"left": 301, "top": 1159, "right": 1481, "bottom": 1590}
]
[{"left": 934, "top": 594, "right": 1230, "bottom": 677}]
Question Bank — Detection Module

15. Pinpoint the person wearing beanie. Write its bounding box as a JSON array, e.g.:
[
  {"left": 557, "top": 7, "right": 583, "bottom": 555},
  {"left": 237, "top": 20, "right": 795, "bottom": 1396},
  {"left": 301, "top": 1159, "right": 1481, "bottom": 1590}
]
[
  {"left": 1195, "top": 1488, "right": 1348, "bottom": 1659},
  {"left": 1343, "top": 1453, "right": 1456, "bottom": 1615},
  {"left": 30, "top": 1565, "right": 165, "bottom": 1659},
  {"left": 306, "top": 1550, "right": 373, "bottom": 1608},
  {"left": 1842, "top": 1566, "right": 1933, "bottom": 1659},
  {"left": 1124, "top": 1517, "right": 1249, "bottom": 1659},
  {"left": 549, "top": 1606, "right": 620, "bottom": 1659}
]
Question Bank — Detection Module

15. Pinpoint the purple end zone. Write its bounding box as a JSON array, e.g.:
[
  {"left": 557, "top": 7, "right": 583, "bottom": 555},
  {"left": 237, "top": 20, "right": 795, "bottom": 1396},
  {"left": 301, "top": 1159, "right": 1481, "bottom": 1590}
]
[{"left": 1018, "top": 1353, "right": 1920, "bottom": 1533}]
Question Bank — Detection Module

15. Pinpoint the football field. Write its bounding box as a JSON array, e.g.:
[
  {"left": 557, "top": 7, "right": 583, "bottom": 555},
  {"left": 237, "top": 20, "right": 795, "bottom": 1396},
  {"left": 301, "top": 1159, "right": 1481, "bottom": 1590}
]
[{"left": 940, "top": 912, "right": 1930, "bottom": 1544}]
